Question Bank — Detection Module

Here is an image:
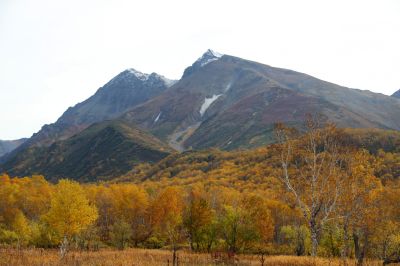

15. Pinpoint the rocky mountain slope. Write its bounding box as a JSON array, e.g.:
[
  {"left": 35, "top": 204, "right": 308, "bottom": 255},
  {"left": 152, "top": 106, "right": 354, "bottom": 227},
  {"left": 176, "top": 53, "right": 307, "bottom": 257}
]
[
  {"left": 1, "top": 120, "right": 173, "bottom": 182},
  {"left": 392, "top": 89, "right": 400, "bottom": 98},
  {"left": 123, "top": 50, "right": 400, "bottom": 150}
]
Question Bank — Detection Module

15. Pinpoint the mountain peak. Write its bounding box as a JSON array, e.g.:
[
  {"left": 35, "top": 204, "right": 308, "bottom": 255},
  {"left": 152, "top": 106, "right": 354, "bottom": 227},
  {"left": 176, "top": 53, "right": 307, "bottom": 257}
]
[
  {"left": 392, "top": 89, "right": 400, "bottom": 98},
  {"left": 182, "top": 49, "right": 224, "bottom": 78},
  {"left": 196, "top": 49, "right": 224, "bottom": 67},
  {"left": 126, "top": 68, "right": 150, "bottom": 81},
  {"left": 204, "top": 49, "right": 223, "bottom": 58},
  {"left": 116, "top": 69, "right": 175, "bottom": 87}
]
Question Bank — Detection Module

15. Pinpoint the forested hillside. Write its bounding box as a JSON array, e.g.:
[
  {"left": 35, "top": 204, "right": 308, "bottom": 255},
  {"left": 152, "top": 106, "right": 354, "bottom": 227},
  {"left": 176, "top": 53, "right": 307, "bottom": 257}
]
[{"left": 1, "top": 120, "right": 174, "bottom": 182}]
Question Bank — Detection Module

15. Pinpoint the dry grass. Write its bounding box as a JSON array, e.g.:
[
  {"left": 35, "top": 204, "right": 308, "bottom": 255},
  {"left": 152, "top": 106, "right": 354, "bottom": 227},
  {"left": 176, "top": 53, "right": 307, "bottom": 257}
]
[{"left": 0, "top": 248, "right": 387, "bottom": 266}]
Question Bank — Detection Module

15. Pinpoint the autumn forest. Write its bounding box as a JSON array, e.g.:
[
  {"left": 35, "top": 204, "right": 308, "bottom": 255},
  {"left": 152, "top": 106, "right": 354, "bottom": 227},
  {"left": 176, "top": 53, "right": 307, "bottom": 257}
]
[{"left": 1, "top": 119, "right": 400, "bottom": 265}]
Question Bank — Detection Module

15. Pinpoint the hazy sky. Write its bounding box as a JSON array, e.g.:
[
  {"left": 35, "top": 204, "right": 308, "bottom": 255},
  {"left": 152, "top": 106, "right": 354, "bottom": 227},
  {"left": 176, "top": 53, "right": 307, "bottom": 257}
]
[{"left": 1, "top": 0, "right": 399, "bottom": 140}]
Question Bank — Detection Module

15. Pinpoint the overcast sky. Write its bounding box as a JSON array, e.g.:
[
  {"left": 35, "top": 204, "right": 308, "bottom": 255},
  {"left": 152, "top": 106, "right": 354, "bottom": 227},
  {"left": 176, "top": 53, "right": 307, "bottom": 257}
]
[{"left": 0, "top": 0, "right": 399, "bottom": 140}]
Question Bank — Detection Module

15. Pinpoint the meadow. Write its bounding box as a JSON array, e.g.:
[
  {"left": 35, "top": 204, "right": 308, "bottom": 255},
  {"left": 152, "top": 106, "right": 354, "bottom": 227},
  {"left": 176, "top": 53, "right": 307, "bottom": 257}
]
[{"left": 0, "top": 248, "right": 386, "bottom": 266}]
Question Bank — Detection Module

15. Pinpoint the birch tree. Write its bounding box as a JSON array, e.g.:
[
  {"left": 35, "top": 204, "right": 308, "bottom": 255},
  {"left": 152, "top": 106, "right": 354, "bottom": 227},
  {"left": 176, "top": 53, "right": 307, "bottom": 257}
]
[{"left": 274, "top": 116, "right": 346, "bottom": 256}]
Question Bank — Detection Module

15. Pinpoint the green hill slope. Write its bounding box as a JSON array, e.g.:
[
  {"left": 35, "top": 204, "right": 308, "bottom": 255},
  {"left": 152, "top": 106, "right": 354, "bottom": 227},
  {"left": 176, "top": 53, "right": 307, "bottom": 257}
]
[{"left": 1, "top": 120, "right": 174, "bottom": 182}]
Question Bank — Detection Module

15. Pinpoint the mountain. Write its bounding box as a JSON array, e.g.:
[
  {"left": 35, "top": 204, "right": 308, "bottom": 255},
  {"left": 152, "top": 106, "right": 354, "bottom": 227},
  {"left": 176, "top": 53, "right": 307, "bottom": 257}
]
[
  {"left": 0, "top": 69, "right": 175, "bottom": 180},
  {"left": 392, "top": 90, "right": 400, "bottom": 98},
  {"left": 122, "top": 50, "right": 400, "bottom": 150},
  {"left": 0, "top": 69, "right": 174, "bottom": 163},
  {"left": 26, "top": 69, "right": 175, "bottom": 147},
  {"left": 0, "top": 139, "right": 26, "bottom": 157},
  {"left": 1, "top": 120, "right": 174, "bottom": 182},
  {"left": 2, "top": 49, "right": 400, "bottom": 180}
]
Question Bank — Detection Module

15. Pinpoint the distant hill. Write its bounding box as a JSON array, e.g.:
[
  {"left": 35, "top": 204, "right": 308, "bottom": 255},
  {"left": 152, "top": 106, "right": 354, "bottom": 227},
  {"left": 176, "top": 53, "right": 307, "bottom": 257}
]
[
  {"left": 0, "top": 139, "right": 26, "bottom": 157},
  {"left": 1, "top": 120, "right": 174, "bottom": 182}
]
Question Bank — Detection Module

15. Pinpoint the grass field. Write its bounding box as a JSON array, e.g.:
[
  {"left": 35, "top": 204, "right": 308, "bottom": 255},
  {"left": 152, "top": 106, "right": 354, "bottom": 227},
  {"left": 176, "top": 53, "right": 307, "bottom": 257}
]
[{"left": 0, "top": 248, "right": 389, "bottom": 266}]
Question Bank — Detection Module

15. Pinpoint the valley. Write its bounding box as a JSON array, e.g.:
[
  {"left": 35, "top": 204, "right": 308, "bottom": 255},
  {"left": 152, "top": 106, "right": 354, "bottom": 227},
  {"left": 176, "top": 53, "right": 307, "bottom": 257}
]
[{"left": 1, "top": 51, "right": 400, "bottom": 266}]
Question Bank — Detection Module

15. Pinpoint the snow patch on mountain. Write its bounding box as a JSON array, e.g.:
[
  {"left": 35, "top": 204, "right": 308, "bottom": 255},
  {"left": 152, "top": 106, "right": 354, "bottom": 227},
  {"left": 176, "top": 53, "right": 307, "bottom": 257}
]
[
  {"left": 224, "top": 81, "right": 233, "bottom": 92},
  {"left": 200, "top": 94, "right": 222, "bottom": 116},
  {"left": 127, "top": 68, "right": 150, "bottom": 81},
  {"left": 125, "top": 69, "right": 175, "bottom": 86},
  {"left": 209, "top": 49, "right": 223, "bottom": 58},
  {"left": 201, "top": 58, "right": 218, "bottom": 67},
  {"left": 154, "top": 112, "right": 161, "bottom": 123}
]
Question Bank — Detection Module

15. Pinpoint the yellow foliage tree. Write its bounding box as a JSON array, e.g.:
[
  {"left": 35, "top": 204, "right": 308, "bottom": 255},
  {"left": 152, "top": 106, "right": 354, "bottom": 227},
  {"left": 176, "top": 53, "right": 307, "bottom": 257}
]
[
  {"left": 17, "top": 175, "right": 52, "bottom": 220},
  {"left": 109, "top": 184, "right": 149, "bottom": 245},
  {"left": 11, "top": 210, "right": 31, "bottom": 246},
  {"left": 43, "top": 180, "right": 98, "bottom": 242},
  {"left": 151, "top": 186, "right": 184, "bottom": 265}
]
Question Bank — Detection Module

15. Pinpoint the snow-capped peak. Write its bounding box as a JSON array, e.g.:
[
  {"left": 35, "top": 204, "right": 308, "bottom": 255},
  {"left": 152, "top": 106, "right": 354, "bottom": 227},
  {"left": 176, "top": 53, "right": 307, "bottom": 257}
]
[
  {"left": 123, "top": 69, "right": 176, "bottom": 87},
  {"left": 127, "top": 68, "right": 150, "bottom": 81},
  {"left": 205, "top": 49, "right": 223, "bottom": 58},
  {"left": 182, "top": 49, "right": 225, "bottom": 78},
  {"left": 196, "top": 49, "right": 224, "bottom": 67}
]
